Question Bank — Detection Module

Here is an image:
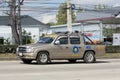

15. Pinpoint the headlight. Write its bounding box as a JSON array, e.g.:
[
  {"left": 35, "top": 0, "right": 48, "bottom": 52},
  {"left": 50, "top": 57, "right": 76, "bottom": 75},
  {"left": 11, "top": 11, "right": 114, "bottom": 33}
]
[
  {"left": 17, "top": 46, "right": 33, "bottom": 53},
  {"left": 16, "top": 47, "right": 19, "bottom": 52},
  {"left": 26, "top": 47, "right": 33, "bottom": 52}
]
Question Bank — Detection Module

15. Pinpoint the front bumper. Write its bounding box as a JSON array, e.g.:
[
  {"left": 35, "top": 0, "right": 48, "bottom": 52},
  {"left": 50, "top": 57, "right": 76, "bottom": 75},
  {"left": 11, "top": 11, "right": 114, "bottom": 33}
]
[{"left": 17, "top": 52, "right": 36, "bottom": 59}]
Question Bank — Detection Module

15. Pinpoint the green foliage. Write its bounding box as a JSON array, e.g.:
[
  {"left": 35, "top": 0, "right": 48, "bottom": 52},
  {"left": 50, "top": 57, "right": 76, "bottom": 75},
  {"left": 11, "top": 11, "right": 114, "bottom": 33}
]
[
  {"left": 103, "top": 27, "right": 120, "bottom": 38},
  {"left": 22, "top": 29, "right": 32, "bottom": 44},
  {"left": 56, "top": 3, "right": 76, "bottom": 25},
  {"left": 0, "top": 45, "right": 18, "bottom": 53},
  {"left": 4, "top": 38, "right": 10, "bottom": 45},
  {"left": 106, "top": 46, "right": 120, "bottom": 53},
  {"left": 22, "top": 36, "right": 32, "bottom": 44},
  {"left": 41, "top": 33, "right": 45, "bottom": 37},
  {"left": 47, "top": 22, "right": 56, "bottom": 26}
]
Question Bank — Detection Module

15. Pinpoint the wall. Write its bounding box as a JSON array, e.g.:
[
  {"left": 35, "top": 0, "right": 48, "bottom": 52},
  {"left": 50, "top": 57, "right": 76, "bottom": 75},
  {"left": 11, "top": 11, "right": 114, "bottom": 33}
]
[
  {"left": 50, "top": 23, "right": 101, "bottom": 41},
  {"left": 0, "top": 26, "right": 12, "bottom": 44},
  {"left": 23, "top": 25, "right": 49, "bottom": 43},
  {"left": 0, "top": 25, "right": 49, "bottom": 44},
  {"left": 23, "top": 27, "right": 39, "bottom": 43}
]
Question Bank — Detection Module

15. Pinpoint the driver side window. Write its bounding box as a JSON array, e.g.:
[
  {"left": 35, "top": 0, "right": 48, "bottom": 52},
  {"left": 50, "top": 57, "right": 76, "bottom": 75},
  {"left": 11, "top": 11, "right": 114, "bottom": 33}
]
[{"left": 58, "top": 36, "right": 68, "bottom": 44}]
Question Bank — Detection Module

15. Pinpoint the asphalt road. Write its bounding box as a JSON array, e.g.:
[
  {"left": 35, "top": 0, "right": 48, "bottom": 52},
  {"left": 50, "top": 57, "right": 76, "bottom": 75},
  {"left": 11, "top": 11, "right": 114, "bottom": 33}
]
[{"left": 0, "top": 59, "right": 120, "bottom": 80}]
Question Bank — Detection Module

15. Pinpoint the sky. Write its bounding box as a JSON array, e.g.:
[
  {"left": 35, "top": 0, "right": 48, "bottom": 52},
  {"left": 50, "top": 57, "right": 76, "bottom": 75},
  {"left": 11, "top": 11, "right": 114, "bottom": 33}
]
[
  {"left": 72, "top": 0, "right": 120, "bottom": 5},
  {"left": 0, "top": 0, "right": 120, "bottom": 23}
]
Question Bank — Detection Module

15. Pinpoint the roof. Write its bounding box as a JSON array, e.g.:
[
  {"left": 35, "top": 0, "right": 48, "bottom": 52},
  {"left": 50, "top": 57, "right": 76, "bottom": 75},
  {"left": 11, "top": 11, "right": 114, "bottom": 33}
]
[
  {"left": 50, "top": 23, "right": 81, "bottom": 28},
  {"left": 76, "top": 11, "right": 113, "bottom": 22},
  {"left": 76, "top": 11, "right": 120, "bottom": 24},
  {"left": 97, "top": 7, "right": 120, "bottom": 14},
  {"left": 76, "top": 7, "right": 120, "bottom": 22},
  {"left": 0, "top": 15, "right": 48, "bottom": 26},
  {"left": 102, "top": 18, "right": 120, "bottom": 24}
]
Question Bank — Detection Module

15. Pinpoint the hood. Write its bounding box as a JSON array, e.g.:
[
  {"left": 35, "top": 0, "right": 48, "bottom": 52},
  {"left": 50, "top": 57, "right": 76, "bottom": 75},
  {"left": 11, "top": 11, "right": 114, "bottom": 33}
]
[{"left": 19, "top": 43, "right": 51, "bottom": 48}]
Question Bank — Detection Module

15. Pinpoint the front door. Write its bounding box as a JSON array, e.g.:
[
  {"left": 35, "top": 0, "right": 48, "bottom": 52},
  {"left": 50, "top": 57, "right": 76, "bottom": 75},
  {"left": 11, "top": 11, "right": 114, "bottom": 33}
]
[{"left": 52, "top": 36, "right": 70, "bottom": 59}]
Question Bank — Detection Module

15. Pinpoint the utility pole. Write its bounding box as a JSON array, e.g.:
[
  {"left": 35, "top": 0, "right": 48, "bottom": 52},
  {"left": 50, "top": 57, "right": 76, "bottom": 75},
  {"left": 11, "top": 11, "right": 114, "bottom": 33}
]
[
  {"left": 67, "top": 0, "right": 72, "bottom": 33},
  {"left": 100, "top": 20, "right": 103, "bottom": 42},
  {"left": 18, "top": 0, "right": 22, "bottom": 44}
]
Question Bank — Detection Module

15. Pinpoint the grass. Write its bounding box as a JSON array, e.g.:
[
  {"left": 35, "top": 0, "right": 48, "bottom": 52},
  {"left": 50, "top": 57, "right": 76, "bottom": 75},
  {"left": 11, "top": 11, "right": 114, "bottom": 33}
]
[{"left": 0, "top": 53, "right": 120, "bottom": 60}]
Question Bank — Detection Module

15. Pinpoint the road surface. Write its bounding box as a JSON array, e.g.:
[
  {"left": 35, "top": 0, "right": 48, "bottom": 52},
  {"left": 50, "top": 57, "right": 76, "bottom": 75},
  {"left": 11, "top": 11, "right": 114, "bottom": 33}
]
[{"left": 0, "top": 59, "right": 120, "bottom": 80}]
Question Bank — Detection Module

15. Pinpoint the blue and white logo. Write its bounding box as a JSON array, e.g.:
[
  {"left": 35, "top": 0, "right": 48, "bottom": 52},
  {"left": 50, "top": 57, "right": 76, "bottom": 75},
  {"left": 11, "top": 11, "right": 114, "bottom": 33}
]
[
  {"left": 86, "top": 46, "right": 91, "bottom": 50},
  {"left": 72, "top": 46, "right": 79, "bottom": 54}
]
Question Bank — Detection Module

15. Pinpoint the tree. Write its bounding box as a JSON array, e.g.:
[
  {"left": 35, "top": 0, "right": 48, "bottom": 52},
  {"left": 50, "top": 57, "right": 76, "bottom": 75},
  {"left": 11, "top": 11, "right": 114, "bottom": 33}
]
[
  {"left": 103, "top": 27, "right": 120, "bottom": 38},
  {"left": 56, "top": 3, "right": 76, "bottom": 25},
  {"left": 0, "top": 0, "right": 24, "bottom": 45},
  {"left": 9, "top": 0, "right": 24, "bottom": 45},
  {"left": 47, "top": 22, "right": 56, "bottom": 26},
  {"left": 22, "top": 29, "right": 32, "bottom": 44}
]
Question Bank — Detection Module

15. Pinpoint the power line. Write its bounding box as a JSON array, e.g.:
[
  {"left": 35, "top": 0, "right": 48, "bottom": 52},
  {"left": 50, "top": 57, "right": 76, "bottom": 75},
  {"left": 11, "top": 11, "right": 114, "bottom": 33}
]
[{"left": 0, "top": 0, "right": 120, "bottom": 15}]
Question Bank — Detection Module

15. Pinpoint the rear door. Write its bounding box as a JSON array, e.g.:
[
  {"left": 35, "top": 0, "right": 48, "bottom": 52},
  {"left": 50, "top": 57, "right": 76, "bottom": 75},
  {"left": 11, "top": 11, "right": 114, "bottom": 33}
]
[{"left": 68, "top": 36, "right": 83, "bottom": 58}]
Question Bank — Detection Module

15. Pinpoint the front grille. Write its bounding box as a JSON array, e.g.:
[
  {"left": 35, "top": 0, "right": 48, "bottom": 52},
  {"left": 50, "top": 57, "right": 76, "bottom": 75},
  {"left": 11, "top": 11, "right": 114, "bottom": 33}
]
[{"left": 18, "top": 47, "right": 26, "bottom": 52}]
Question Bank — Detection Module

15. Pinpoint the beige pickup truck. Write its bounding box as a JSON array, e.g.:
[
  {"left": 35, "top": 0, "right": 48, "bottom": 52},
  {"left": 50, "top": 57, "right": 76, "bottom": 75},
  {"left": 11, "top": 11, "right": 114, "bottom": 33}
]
[{"left": 16, "top": 32, "right": 105, "bottom": 64}]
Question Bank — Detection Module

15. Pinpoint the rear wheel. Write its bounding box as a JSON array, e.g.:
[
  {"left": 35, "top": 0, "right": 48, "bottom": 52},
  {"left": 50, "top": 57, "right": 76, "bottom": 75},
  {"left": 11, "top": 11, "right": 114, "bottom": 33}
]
[
  {"left": 83, "top": 51, "right": 95, "bottom": 63},
  {"left": 21, "top": 59, "right": 32, "bottom": 64},
  {"left": 36, "top": 52, "right": 49, "bottom": 64},
  {"left": 68, "top": 59, "right": 77, "bottom": 63}
]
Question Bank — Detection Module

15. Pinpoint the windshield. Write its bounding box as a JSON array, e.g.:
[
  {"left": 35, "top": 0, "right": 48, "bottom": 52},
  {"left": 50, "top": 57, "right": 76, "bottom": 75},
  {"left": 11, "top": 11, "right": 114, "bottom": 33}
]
[{"left": 38, "top": 37, "right": 54, "bottom": 44}]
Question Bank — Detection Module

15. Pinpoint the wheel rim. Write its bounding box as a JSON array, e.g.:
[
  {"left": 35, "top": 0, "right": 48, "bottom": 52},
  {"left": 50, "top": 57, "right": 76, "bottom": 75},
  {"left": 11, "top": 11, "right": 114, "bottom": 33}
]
[
  {"left": 86, "top": 52, "right": 94, "bottom": 62},
  {"left": 39, "top": 54, "right": 48, "bottom": 63}
]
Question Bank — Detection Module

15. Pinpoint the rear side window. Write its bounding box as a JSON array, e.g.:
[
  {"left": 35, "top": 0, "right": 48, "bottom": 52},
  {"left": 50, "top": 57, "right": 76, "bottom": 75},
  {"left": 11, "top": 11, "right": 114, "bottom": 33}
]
[
  {"left": 84, "top": 36, "right": 93, "bottom": 45},
  {"left": 70, "top": 37, "right": 80, "bottom": 44}
]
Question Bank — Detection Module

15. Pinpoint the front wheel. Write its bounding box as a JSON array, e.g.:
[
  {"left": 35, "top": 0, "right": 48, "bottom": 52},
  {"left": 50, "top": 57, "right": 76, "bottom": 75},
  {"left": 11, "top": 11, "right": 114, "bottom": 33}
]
[
  {"left": 83, "top": 51, "right": 95, "bottom": 63},
  {"left": 36, "top": 52, "right": 49, "bottom": 64},
  {"left": 21, "top": 59, "right": 32, "bottom": 64}
]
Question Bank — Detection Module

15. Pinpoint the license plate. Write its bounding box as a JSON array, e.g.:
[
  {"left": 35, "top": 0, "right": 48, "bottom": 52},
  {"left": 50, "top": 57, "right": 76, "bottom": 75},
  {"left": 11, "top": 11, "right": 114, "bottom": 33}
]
[{"left": 19, "top": 53, "right": 23, "bottom": 57}]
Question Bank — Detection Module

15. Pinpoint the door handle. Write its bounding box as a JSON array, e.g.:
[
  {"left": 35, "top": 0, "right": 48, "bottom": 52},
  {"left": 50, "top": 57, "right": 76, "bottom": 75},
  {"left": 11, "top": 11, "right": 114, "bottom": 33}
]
[
  {"left": 66, "top": 47, "right": 69, "bottom": 48},
  {"left": 78, "top": 47, "right": 81, "bottom": 48}
]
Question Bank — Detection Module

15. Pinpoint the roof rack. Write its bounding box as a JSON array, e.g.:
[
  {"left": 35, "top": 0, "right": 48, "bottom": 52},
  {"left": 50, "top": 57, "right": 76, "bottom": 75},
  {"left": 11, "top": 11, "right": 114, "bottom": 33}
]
[{"left": 54, "top": 31, "right": 83, "bottom": 35}]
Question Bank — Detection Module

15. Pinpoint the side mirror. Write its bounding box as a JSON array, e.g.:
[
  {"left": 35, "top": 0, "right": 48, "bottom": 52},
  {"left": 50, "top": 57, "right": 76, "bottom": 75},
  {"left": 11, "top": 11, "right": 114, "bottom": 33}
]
[{"left": 55, "top": 40, "right": 60, "bottom": 45}]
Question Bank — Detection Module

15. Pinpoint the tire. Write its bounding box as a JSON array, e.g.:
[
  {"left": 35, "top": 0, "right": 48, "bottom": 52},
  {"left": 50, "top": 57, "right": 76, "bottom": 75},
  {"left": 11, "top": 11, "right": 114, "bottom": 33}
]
[
  {"left": 83, "top": 51, "right": 95, "bottom": 63},
  {"left": 68, "top": 59, "right": 77, "bottom": 63},
  {"left": 36, "top": 52, "right": 49, "bottom": 64},
  {"left": 21, "top": 59, "right": 32, "bottom": 64}
]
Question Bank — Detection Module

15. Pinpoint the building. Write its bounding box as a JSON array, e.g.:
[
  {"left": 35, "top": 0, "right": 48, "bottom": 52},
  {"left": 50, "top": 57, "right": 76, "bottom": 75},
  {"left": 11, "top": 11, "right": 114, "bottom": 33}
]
[
  {"left": 0, "top": 15, "right": 49, "bottom": 44},
  {"left": 50, "top": 11, "right": 120, "bottom": 41},
  {"left": 50, "top": 23, "right": 102, "bottom": 41}
]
